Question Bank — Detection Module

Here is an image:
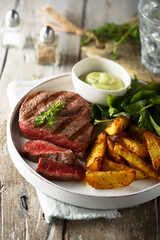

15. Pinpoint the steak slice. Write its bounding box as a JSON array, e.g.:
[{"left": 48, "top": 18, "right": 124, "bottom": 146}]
[
  {"left": 20, "top": 140, "right": 80, "bottom": 165},
  {"left": 19, "top": 91, "right": 93, "bottom": 157},
  {"left": 36, "top": 157, "right": 86, "bottom": 181}
]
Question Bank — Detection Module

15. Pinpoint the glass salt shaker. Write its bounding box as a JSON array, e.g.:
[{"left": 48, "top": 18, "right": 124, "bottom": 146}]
[
  {"left": 35, "top": 26, "right": 59, "bottom": 65},
  {"left": 0, "top": 9, "right": 26, "bottom": 49}
]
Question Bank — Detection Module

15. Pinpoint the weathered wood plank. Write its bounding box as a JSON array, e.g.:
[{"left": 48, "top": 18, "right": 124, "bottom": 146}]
[
  {"left": 0, "top": 0, "right": 84, "bottom": 239},
  {"left": 64, "top": 200, "right": 157, "bottom": 240},
  {"left": 0, "top": 0, "right": 159, "bottom": 239},
  {"left": 84, "top": 0, "right": 139, "bottom": 28}
]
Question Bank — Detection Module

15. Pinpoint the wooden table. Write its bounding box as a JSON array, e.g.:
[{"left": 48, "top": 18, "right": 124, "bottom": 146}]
[{"left": 0, "top": 0, "right": 159, "bottom": 239}]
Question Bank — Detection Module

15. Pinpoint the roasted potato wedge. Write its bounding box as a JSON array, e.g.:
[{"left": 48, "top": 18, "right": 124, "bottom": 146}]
[
  {"left": 86, "top": 132, "right": 107, "bottom": 171},
  {"left": 105, "top": 116, "right": 130, "bottom": 136},
  {"left": 144, "top": 131, "right": 160, "bottom": 170},
  {"left": 101, "top": 158, "right": 148, "bottom": 180},
  {"left": 135, "top": 170, "right": 149, "bottom": 180},
  {"left": 86, "top": 170, "right": 136, "bottom": 189},
  {"left": 114, "top": 143, "right": 160, "bottom": 180},
  {"left": 117, "top": 131, "right": 129, "bottom": 138},
  {"left": 115, "top": 137, "right": 148, "bottom": 159},
  {"left": 106, "top": 137, "right": 126, "bottom": 164},
  {"left": 128, "top": 124, "right": 145, "bottom": 143}
]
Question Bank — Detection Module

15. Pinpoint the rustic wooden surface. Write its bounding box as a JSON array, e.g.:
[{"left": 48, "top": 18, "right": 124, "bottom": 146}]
[
  {"left": 82, "top": 41, "right": 160, "bottom": 83},
  {"left": 0, "top": 0, "right": 160, "bottom": 239}
]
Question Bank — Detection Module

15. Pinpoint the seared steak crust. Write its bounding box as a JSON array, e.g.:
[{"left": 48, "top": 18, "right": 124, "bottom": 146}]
[
  {"left": 20, "top": 140, "right": 80, "bottom": 165},
  {"left": 19, "top": 91, "right": 93, "bottom": 157}
]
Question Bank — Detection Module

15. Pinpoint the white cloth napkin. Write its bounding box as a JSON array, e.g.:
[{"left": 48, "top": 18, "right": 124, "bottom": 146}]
[{"left": 7, "top": 79, "right": 121, "bottom": 223}]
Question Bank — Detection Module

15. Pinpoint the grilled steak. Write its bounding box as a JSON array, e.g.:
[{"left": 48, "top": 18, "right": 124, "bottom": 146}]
[
  {"left": 19, "top": 91, "right": 93, "bottom": 157},
  {"left": 36, "top": 157, "right": 86, "bottom": 181},
  {"left": 20, "top": 140, "right": 80, "bottom": 165}
]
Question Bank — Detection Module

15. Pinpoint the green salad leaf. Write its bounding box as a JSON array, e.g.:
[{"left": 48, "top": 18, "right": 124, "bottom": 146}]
[
  {"left": 106, "top": 75, "right": 160, "bottom": 136},
  {"left": 149, "top": 113, "right": 160, "bottom": 136},
  {"left": 91, "top": 103, "right": 104, "bottom": 124}
]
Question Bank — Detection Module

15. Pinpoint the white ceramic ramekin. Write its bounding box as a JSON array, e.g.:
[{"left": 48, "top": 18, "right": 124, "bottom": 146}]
[{"left": 72, "top": 57, "right": 131, "bottom": 106}]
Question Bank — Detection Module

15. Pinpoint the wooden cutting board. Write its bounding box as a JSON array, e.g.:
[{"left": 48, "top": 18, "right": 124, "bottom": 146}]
[{"left": 81, "top": 40, "right": 160, "bottom": 83}]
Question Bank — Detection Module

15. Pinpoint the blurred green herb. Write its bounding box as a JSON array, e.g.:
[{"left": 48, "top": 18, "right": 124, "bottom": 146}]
[
  {"left": 81, "top": 22, "right": 140, "bottom": 59},
  {"left": 32, "top": 74, "right": 40, "bottom": 79},
  {"left": 34, "top": 100, "right": 66, "bottom": 126}
]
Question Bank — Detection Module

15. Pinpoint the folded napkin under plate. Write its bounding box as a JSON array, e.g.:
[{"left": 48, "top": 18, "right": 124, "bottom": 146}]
[{"left": 7, "top": 78, "right": 121, "bottom": 223}]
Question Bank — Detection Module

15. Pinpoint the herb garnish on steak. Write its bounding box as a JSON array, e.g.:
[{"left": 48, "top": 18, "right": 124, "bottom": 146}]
[
  {"left": 34, "top": 99, "right": 66, "bottom": 126},
  {"left": 19, "top": 91, "right": 94, "bottom": 157}
]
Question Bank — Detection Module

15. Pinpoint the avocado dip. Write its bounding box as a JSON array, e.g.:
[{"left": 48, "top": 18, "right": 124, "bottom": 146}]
[{"left": 80, "top": 72, "right": 124, "bottom": 90}]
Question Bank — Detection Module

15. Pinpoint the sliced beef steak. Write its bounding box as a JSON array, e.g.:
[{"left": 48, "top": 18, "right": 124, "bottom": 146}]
[
  {"left": 19, "top": 91, "right": 93, "bottom": 157},
  {"left": 20, "top": 140, "right": 80, "bottom": 165},
  {"left": 36, "top": 157, "right": 86, "bottom": 181}
]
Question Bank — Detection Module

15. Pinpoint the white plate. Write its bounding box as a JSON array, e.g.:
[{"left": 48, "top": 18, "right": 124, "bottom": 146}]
[{"left": 7, "top": 73, "right": 160, "bottom": 209}]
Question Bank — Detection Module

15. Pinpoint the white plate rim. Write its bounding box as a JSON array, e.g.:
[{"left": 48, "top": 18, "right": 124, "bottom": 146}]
[{"left": 7, "top": 72, "right": 160, "bottom": 209}]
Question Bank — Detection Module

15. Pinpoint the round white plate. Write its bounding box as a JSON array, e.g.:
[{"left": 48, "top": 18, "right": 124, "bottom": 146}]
[{"left": 7, "top": 73, "right": 160, "bottom": 209}]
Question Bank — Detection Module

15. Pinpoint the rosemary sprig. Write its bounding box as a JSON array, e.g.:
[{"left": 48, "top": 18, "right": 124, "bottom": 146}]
[{"left": 34, "top": 99, "right": 66, "bottom": 126}]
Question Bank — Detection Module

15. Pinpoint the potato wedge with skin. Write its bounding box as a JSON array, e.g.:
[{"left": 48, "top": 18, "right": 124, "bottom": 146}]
[
  {"left": 135, "top": 170, "right": 149, "bottom": 180},
  {"left": 115, "top": 137, "right": 148, "bottom": 159},
  {"left": 117, "top": 131, "right": 130, "bottom": 138},
  {"left": 86, "top": 170, "right": 136, "bottom": 189},
  {"left": 128, "top": 124, "right": 145, "bottom": 143},
  {"left": 101, "top": 158, "right": 148, "bottom": 180},
  {"left": 86, "top": 132, "right": 107, "bottom": 171},
  {"left": 144, "top": 131, "right": 160, "bottom": 170},
  {"left": 105, "top": 116, "right": 130, "bottom": 136},
  {"left": 106, "top": 137, "right": 126, "bottom": 164},
  {"left": 114, "top": 143, "right": 160, "bottom": 180}
]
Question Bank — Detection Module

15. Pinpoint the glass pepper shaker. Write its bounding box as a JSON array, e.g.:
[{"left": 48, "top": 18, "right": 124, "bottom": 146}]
[
  {"left": 35, "top": 26, "right": 59, "bottom": 65},
  {"left": 0, "top": 9, "right": 26, "bottom": 49}
]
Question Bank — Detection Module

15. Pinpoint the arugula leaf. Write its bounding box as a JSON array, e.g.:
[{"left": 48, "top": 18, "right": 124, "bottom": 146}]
[
  {"left": 138, "top": 110, "right": 154, "bottom": 132},
  {"left": 149, "top": 113, "right": 160, "bottom": 136},
  {"left": 106, "top": 74, "right": 160, "bottom": 134},
  {"left": 122, "top": 99, "right": 148, "bottom": 116},
  {"left": 108, "top": 106, "right": 120, "bottom": 117},
  {"left": 148, "top": 106, "right": 160, "bottom": 126},
  {"left": 112, "top": 111, "right": 130, "bottom": 118},
  {"left": 130, "top": 90, "right": 156, "bottom": 104},
  {"left": 91, "top": 103, "right": 104, "bottom": 124},
  {"left": 107, "top": 76, "right": 139, "bottom": 117},
  {"left": 107, "top": 94, "right": 123, "bottom": 117},
  {"left": 121, "top": 75, "right": 139, "bottom": 99},
  {"left": 149, "top": 95, "right": 160, "bottom": 105}
]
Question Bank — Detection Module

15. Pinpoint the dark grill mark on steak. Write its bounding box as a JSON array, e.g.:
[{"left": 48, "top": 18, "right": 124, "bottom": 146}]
[
  {"left": 52, "top": 109, "right": 91, "bottom": 137},
  {"left": 22, "top": 91, "right": 65, "bottom": 120},
  {"left": 19, "top": 91, "right": 94, "bottom": 157},
  {"left": 69, "top": 122, "right": 92, "bottom": 141},
  {"left": 58, "top": 94, "right": 86, "bottom": 117}
]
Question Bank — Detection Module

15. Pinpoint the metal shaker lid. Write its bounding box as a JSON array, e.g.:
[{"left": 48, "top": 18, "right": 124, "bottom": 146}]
[
  {"left": 5, "top": 9, "right": 20, "bottom": 27},
  {"left": 40, "top": 26, "right": 55, "bottom": 43}
]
